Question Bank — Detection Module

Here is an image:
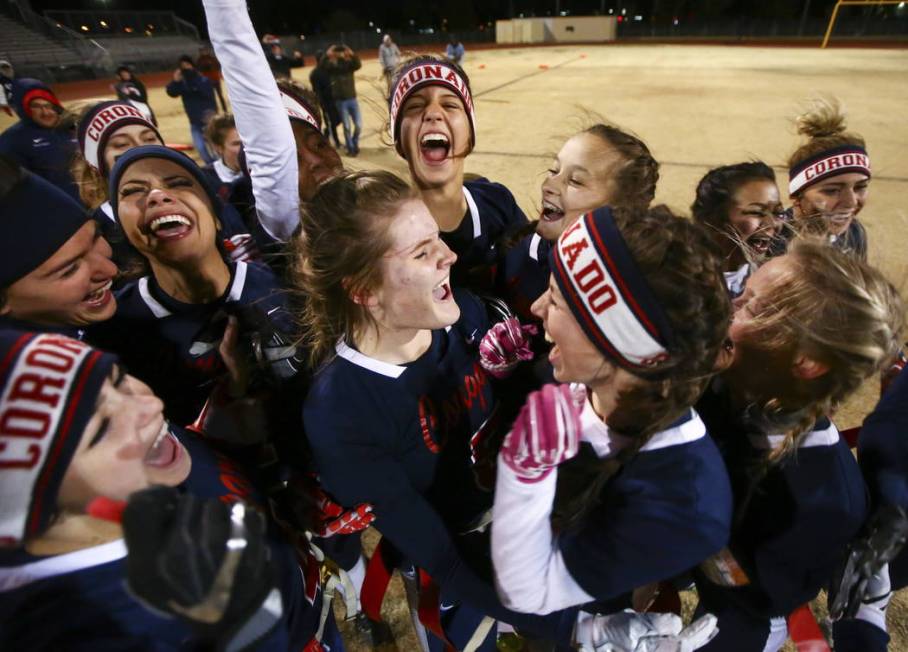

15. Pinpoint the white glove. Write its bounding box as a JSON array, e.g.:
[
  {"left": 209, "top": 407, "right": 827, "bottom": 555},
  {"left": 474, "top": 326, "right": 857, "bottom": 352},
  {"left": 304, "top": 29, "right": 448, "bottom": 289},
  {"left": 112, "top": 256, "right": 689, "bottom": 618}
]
[
  {"left": 574, "top": 610, "right": 718, "bottom": 652},
  {"left": 854, "top": 562, "right": 892, "bottom": 632}
]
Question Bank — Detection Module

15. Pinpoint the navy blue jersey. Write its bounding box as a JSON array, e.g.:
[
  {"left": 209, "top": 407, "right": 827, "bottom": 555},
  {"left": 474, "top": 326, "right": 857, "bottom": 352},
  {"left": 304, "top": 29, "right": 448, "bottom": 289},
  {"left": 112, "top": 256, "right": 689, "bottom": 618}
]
[
  {"left": 442, "top": 179, "right": 528, "bottom": 291},
  {"left": 695, "top": 384, "right": 869, "bottom": 620},
  {"left": 497, "top": 231, "right": 550, "bottom": 322},
  {"left": 558, "top": 410, "right": 732, "bottom": 601},
  {"left": 0, "top": 427, "right": 327, "bottom": 652},
  {"left": 165, "top": 73, "right": 217, "bottom": 127},
  {"left": 0, "top": 90, "right": 79, "bottom": 201},
  {"left": 304, "top": 290, "right": 573, "bottom": 641},
  {"left": 88, "top": 260, "right": 290, "bottom": 424},
  {"left": 0, "top": 317, "right": 84, "bottom": 341},
  {"left": 858, "top": 366, "right": 908, "bottom": 511}
]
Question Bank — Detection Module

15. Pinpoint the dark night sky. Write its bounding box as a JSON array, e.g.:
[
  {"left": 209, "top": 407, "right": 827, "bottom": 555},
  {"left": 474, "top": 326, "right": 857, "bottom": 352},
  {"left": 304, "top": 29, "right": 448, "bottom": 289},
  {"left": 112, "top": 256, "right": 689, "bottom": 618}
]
[{"left": 25, "top": 0, "right": 857, "bottom": 35}]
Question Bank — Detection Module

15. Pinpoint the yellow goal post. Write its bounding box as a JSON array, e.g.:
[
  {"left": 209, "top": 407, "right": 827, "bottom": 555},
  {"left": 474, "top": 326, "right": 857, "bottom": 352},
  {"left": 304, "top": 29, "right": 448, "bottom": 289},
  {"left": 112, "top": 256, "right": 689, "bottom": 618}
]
[{"left": 822, "top": 0, "right": 906, "bottom": 48}]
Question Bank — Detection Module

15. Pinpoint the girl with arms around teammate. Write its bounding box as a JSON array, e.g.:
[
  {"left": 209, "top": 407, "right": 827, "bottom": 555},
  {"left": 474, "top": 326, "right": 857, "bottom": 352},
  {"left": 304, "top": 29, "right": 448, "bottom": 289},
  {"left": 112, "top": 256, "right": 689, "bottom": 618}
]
[{"left": 492, "top": 205, "right": 734, "bottom": 622}]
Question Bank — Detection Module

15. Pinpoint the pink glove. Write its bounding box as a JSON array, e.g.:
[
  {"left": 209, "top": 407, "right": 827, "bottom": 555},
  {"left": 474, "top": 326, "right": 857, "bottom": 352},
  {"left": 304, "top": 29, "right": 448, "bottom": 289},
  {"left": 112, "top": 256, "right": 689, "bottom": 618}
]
[
  {"left": 501, "top": 383, "right": 583, "bottom": 483},
  {"left": 479, "top": 317, "right": 538, "bottom": 378}
]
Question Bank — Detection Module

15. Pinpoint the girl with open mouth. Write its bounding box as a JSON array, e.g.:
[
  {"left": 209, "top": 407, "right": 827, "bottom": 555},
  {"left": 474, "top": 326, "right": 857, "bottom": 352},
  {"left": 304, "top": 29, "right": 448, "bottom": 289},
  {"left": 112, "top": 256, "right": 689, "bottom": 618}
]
[
  {"left": 692, "top": 161, "right": 785, "bottom": 299},
  {"left": 782, "top": 97, "right": 871, "bottom": 261},
  {"left": 388, "top": 55, "right": 528, "bottom": 291},
  {"left": 491, "top": 205, "right": 733, "bottom": 648},
  {"left": 296, "top": 169, "right": 594, "bottom": 650},
  {"left": 87, "top": 145, "right": 292, "bottom": 425},
  {"left": 0, "top": 331, "right": 340, "bottom": 651},
  {"left": 74, "top": 100, "right": 257, "bottom": 276},
  {"left": 498, "top": 122, "right": 659, "bottom": 322}
]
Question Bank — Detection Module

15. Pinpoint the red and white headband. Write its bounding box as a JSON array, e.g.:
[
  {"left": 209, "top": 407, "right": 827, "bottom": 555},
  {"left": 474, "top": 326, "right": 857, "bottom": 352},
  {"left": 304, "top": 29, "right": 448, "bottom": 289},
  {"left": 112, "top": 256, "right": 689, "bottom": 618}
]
[
  {"left": 0, "top": 332, "right": 116, "bottom": 547},
  {"left": 789, "top": 145, "right": 871, "bottom": 195},
  {"left": 550, "top": 208, "right": 674, "bottom": 371},
  {"left": 279, "top": 87, "right": 321, "bottom": 131},
  {"left": 389, "top": 60, "right": 476, "bottom": 155},
  {"left": 77, "top": 101, "right": 161, "bottom": 176}
]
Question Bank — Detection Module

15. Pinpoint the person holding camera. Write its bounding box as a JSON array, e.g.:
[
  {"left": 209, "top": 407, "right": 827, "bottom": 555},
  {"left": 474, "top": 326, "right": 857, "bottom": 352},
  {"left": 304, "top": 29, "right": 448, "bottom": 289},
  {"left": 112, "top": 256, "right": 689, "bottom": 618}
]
[{"left": 322, "top": 44, "right": 362, "bottom": 156}]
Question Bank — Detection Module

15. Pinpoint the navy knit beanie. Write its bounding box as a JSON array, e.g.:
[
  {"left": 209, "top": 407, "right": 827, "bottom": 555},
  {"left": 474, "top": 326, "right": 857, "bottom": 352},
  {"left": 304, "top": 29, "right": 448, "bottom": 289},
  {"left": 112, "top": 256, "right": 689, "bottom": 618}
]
[
  {"left": 0, "top": 165, "right": 89, "bottom": 287},
  {"left": 0, "top": 331, "right": 118, "bottom": 547},
  {"left": 108, "top": 145, "right": 221, "bottom": 218}
]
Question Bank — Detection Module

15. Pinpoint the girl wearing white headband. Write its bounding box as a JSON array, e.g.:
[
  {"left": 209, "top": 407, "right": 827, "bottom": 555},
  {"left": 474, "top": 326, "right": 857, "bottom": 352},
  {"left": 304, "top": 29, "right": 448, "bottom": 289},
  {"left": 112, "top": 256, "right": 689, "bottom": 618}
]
[
  {"left": 200, "top": 0, "right": 343, "bottom": 246},
  {"left": 784, "top": 98, "right": 871, "bottom": 260},
  {"left": 389, "top": 55, "right": 527, "bottom": 290},
  {"left": 492, "top": 206, "right": 733, "bottom": 627}
]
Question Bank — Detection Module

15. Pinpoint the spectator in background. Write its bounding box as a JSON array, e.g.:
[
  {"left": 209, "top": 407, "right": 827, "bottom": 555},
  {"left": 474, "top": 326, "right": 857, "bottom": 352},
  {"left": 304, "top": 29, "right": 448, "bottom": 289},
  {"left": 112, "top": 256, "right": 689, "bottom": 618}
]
[
  {"left": 445, "top": 35, "right": 465, "bottom": 65},
  {"left": 202, "top": 112, "right": 244, "bottom": 199},
  {"left": 111, "top": 65, "right": 157, "bottom": 125},
  {"left": 196, "top": 45, "right": 227, "bottom": 111},
  {"left": 0, "top": 60, "right": 14, "bottom": 116},
  {"left": 266, "top": 42, "right": 305, "bottom": 80},
  {"left": 378, "top": 34, "right": 400, "bottom": 90},
  {"left": 309, "top": 50, "right": 341, "bottom": 149},
  {"left": 323, "top": 44, "right": 362, "bottom": 156},
  {"left": 165, "top": 55, "right": 217, "bottom": 164},
  {"left": 0, "top": 78, "right": 79, "bottom": 199}
]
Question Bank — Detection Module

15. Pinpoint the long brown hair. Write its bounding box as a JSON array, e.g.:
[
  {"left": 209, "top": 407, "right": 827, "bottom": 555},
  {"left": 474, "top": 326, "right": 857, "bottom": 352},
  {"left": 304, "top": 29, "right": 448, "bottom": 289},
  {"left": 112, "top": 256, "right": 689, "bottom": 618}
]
[
  {"left": 554, "top": 205, "right": 731, "bottom": 529},
  {"left": 737, "top": 238, "right": 903, "bottom": 464},
  {"left": 292, "top": 170, "right": 417, "bottom": 368}
]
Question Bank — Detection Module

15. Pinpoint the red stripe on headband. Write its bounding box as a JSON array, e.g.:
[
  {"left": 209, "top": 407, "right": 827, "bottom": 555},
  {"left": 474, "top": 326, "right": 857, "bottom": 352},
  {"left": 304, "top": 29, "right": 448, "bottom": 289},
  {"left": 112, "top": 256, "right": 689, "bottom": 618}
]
[
  {"left": 26, "top": 349, "right": 101, "bottom": 535},
  {"left": 585, "top": 213, "right": 660, "bottom": 340},
  {"left": 0, "top": 333, "right": 31, "bottom": 380},
  {"left": 552, "top": 247, "right": 624, "bottom": 363}
]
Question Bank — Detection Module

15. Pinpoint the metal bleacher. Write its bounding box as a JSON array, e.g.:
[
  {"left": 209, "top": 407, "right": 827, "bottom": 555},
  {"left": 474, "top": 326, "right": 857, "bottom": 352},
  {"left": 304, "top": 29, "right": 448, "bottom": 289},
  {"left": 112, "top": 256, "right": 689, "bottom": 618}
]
[
  {"left": 0, "top": 1, "right": 202, "bottom": 82},
  {"left": 0, "top": 10, "right": 96, "bottom": 81}
]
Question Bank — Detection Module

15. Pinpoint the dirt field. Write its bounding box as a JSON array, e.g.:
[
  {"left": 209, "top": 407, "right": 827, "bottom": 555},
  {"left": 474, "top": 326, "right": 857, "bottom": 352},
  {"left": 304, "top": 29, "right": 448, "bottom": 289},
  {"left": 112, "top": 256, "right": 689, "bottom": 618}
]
[{"left": 4, "top": 42, "right": 907, "bottom": 650}]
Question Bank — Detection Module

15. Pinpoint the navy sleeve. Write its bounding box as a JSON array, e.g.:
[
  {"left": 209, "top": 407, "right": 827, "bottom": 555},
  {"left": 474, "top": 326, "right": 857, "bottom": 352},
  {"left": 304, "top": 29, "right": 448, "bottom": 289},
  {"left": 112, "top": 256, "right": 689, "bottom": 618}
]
[
  {"left": 0, "top": 129, "right": 24, "bottom": 164},
  {"left": 165, "top": 80, "right": 182, "bottom": 97},
  {"left": 858, "top": 366, "right": 908, "bottom": 510},
  {"left": 305, "top": 403, "right": 573, "bottom": 641}
]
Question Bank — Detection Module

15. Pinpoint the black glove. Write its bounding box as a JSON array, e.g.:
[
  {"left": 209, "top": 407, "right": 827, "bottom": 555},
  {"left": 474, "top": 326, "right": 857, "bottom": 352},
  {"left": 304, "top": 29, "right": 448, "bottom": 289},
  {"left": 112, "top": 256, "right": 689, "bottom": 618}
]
[
  {"left": 829, "top": 504, "right": 908, "bottom": 620},
  {"left": 122, "top": 487, "right": 283, "bottom": 652},
  {"left": 229, "top": 304, "right": 306, "bottom": 385}
]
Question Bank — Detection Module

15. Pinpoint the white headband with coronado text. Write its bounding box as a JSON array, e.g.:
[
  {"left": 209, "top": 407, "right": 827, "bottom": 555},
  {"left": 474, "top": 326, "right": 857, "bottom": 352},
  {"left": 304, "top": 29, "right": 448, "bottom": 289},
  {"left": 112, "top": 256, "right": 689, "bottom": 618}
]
[
  {"left": 789, "top": 147, "right": 871, "bottom": 195},
  {"left": 389, "top": 62, "right": 475, "bottom": 144}
]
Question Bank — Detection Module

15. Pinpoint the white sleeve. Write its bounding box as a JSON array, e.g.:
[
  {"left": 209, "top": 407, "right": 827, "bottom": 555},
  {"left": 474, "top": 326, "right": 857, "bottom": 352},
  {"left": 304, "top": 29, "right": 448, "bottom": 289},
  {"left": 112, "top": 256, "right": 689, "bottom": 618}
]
[
  {"left": 491, "top": 461, "right": 595, "bottom": 614},
  {"left": 201, "top": 0, "right": 299, "bottom": 242}
]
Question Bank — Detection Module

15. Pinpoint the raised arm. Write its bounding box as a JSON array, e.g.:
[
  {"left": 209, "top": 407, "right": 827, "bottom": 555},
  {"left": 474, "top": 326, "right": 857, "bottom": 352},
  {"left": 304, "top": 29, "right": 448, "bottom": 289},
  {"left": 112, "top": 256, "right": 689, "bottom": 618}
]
[{"left": 201, "top": 0, "right": 299, "bottom": 242}]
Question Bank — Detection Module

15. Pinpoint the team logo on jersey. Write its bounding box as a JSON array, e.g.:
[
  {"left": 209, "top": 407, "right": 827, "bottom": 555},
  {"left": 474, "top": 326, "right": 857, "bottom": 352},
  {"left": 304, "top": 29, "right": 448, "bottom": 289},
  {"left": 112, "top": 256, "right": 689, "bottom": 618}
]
[{"left": 416, "top": 362, "right": 492, "bottom": 455}]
